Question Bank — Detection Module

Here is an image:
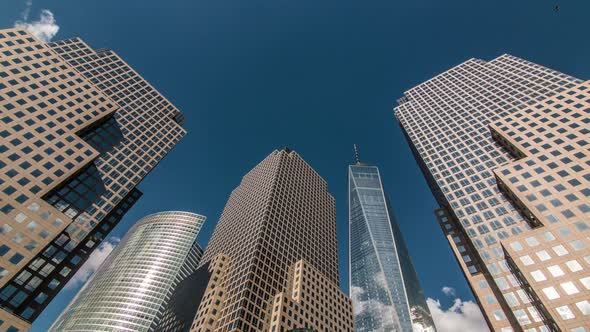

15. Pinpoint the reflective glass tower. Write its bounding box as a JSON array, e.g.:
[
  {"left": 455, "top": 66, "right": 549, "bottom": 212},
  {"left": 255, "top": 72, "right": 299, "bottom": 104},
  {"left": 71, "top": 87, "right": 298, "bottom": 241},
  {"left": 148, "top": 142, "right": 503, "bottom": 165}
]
[
  {"left": 49, "top": 211, "right": 205, "bottom": 332},
  {"left": 349, "top": 147, "right": 435, "bottom": 332},
  {"left": 0, "top": 28, "right": 187, "bottom": 330}
]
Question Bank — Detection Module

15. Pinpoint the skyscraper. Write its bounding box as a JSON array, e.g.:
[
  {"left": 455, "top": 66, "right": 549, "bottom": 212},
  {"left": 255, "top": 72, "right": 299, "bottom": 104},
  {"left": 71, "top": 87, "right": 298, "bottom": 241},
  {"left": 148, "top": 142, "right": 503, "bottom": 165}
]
[
  {"left": 49, "top": 211, "right": 205, "bottom": 332},
  {"left": 154, "top": 253, "right": 215, "bottom": 332},
  {"left": 395, "top": 54, "right": 590, "bottom": 332},
  {"left": 348, "top": 147, "right": 436, "bottom": 332},
  {"left": 0, "top": 28, "right": 186, "bottom": 330},
  {"left": 179, "top": 149, "right": 353, "bottom": 332}
]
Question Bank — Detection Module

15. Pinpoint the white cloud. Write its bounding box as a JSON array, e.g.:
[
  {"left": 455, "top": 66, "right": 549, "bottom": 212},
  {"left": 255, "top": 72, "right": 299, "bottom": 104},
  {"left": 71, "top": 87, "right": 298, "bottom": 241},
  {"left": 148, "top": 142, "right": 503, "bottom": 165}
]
[
  {"left": 14, "top": 9, "right": 60, "bottom": 43},
  {"left": 350, "top": 286, "right": 367, "bottom": 316},
  {"left": 64, "top": 237, "right": 120, "bottom": 290},
  {"left": 350, "top": 273, "right": 398, "bottom": 330},
  {"left": 442, "top": 286, "right": 456, "bottom": 296},
  {"left": 22, "top": 0, "right": 33, "bottom": 22},
  {"left": 427, "top": 296, "right": 489, "bottom": 332}
]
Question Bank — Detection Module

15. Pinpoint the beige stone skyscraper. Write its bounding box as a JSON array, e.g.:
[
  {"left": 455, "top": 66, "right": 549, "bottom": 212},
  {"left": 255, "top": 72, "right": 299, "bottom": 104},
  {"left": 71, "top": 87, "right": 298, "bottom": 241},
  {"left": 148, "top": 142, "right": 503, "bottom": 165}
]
[
  {"left": 181, "top": 149, "right": 353, "bottom": 332},
  {"left": 395, "top": 54, "right": 589, "bottom": 332},
  {"left": 0, "top": 28, "right": 186, "bottom": 330}
]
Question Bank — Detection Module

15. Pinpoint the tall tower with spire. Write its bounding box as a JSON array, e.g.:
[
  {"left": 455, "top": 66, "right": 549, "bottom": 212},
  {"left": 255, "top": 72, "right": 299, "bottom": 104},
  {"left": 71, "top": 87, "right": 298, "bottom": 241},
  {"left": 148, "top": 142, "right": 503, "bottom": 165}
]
[
  {"left": 348, "top": 147, "right": 436, "bottom": 332},
  {"left": 354, "top": 144, "right": 361, "bottom": 165}
]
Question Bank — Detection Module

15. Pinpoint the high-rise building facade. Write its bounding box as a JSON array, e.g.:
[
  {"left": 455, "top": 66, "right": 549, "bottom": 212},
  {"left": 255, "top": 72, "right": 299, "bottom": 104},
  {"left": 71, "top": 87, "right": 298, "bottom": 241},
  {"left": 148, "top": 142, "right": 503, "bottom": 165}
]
[
  {"left": 48, "top": 211, "right": 205, "bottom": 332},
  {"left": 0, "top": 28, "right": 186, "bottom": 330},
  {"left": 181, "top": 149, "right": 353, "bottom": 332},
  {"left": 154, "top": 254, "right": 220, "bottom": 332},
  {"left": 395, "top": 54, "right": 590, "bottom": 332},
  {"left": 348, "top": 151, "right": 436, "bottom": 332}
]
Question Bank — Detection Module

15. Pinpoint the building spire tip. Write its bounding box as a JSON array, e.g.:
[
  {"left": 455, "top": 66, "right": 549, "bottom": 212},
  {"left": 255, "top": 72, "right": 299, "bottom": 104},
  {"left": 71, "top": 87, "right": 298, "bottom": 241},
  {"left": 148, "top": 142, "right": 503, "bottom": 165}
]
[{"left": 353, "top": 144, "right": 360, "bottom": 164}]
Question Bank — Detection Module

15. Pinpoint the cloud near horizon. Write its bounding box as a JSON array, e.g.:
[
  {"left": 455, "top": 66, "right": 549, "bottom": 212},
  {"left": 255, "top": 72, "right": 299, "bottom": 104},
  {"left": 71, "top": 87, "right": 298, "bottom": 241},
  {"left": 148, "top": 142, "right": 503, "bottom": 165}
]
[
  {"left": 14, "top": 7, "right": 60, "bottom": 43},
  {"left": 63, "top": 237, "right": 120, "bottom": 290},
  {"left": 427, "top": 287, "right": 489, "bottom": 332}
]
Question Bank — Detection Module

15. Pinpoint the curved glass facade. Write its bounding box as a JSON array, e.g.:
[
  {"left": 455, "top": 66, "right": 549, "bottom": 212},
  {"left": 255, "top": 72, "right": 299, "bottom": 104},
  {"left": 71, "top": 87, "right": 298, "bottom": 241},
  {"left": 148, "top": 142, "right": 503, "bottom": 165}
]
[
  {"left": 48, "top": 211, "right": 205, "bottom": 332},
  {"left": 349, "top": 164, "right": 436, "bottom": 332}
]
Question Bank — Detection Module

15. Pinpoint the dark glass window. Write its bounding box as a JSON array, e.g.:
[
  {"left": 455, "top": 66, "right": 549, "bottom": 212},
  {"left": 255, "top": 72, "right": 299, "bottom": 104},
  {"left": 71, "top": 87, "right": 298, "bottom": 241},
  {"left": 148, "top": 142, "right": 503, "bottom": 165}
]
[
  {"left": 43, "top": 164, "right": 106, "bottom": 219},
  {"left": 78, "top": 115, "right": 124, "bottom": 154}
]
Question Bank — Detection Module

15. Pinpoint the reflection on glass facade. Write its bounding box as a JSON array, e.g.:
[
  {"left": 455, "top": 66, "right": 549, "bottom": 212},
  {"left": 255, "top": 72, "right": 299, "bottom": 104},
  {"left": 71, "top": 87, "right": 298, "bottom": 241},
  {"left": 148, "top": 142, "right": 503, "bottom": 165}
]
[
  {"left": 48, "top": 211, "right": 205, "bottom": 332},
  {"left": 349, "top": 162, "right": 436, "bottom": 332}
]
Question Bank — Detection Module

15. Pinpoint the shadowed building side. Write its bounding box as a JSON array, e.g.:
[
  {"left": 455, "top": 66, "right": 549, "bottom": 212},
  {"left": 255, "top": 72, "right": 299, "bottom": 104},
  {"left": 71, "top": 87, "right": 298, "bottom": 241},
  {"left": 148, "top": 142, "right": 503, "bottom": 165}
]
[{"left": 152, "top": 260, "right": 213, "bottom": 332}]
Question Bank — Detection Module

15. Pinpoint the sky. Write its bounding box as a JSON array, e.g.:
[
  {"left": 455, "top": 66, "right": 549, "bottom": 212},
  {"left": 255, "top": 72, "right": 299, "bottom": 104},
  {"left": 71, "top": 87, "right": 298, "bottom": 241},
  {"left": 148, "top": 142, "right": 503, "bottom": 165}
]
[{"left": 1, "top": 0, "right": 590, "bottom": 331}]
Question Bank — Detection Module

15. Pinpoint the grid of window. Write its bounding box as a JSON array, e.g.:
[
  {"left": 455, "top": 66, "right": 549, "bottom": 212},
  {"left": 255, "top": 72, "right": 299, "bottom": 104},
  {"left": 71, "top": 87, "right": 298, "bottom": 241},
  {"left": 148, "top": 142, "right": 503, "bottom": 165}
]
[
  {"left": 44, "top": 164, "right": 107, "bottom": 219},
  {"left": 0, "top": 189, "right": 140, "bottom": 323},
  {"left": 395, "top": 54, "right": 589, "bottom": 332},
  {"left": 269, "top": 260, "right": 353, "bottom": 332},
  {"left": 190, "top": 149, "right": 352, "bottom": 332},
  {"left": 48, "top": 38, "right": 187, "bottom": 244},
  {"left": 494, "top": 79, "right": 590, "bottom": 332},
  {"left": 0, "top": 28, "right": 123, "bottom": 330},
  {"left": 0, "top": 27, "right": 188, "bottom": 328},
  {"left": 0, "top": 28, "right": 116, "bottom": 290}
]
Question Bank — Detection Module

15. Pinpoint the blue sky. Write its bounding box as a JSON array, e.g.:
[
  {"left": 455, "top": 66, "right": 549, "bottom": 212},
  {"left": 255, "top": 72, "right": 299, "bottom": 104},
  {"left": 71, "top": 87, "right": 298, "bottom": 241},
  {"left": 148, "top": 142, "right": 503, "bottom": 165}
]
[{"left": 1, "top": 0, "right": 590, "bottom": 330}]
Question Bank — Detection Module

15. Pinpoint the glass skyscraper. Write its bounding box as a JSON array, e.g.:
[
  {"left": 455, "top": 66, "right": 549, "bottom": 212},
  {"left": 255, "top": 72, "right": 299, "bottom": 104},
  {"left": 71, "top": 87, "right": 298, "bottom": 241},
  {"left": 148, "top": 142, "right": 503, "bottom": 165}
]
[
  {"left": 348, "top": 151, "right": 436, "bottom": 332},
  {"left": 49, "top": 211, "right": 205, "bottom": 332}
]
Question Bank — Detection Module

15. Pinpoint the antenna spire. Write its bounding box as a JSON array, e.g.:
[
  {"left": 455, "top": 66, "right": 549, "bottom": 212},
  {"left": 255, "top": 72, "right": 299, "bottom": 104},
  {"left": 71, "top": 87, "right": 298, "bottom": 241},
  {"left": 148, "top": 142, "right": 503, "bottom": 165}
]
[{"left": 353, "top": 144, "right": 360, "bottom": 164}]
